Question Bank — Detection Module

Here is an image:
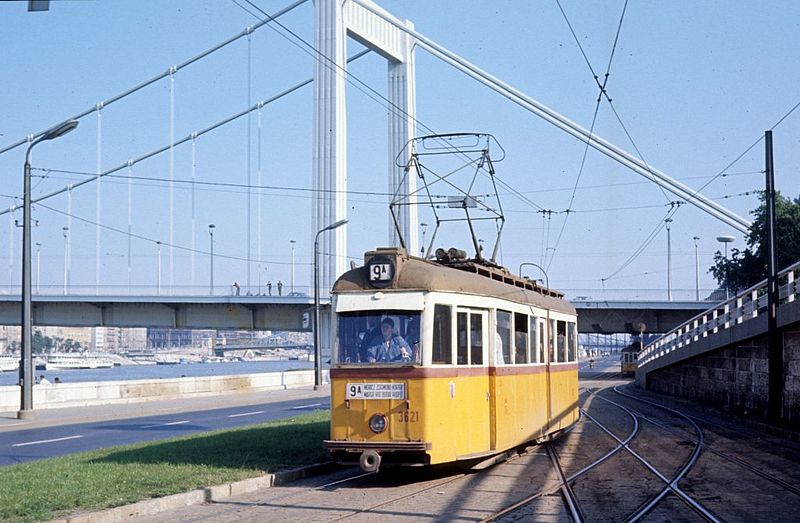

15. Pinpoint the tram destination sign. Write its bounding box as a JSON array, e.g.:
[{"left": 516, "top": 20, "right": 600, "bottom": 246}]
[
  {"left": 367, "top": 255, "right": 394, "bottom": 288},
  {"left": 346, "top": 382, "right": 406, "bottom": 400}
]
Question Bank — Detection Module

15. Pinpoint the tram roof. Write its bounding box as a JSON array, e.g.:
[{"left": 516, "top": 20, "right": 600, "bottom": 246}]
[{"left": 333, "top": 247, "right": 576, "bottom": 315}]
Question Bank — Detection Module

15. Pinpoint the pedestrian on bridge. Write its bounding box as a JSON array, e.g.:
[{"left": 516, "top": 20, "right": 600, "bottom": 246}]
[
  {"left": 267, "top": 281, "right": 272, "bottom": 296},
  {"left": 277, "top": 280, "right": 283, "bottom": 296},
  {"left": 233, "top": 282, "right": 240, "bottom": 296}
]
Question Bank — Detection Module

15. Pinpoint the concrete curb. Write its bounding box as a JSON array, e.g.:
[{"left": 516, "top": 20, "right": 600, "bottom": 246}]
[{"left": 50, "top": 462, "right": 337, "bottom": 523}]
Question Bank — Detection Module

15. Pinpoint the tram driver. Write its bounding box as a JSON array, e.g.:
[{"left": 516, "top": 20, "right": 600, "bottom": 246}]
[{"left": 366, "top": 317, "right": 411, "bottom": 363}]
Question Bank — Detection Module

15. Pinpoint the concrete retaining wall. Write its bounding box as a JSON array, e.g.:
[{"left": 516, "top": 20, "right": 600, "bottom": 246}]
[
  {"left": 645, "top": 326, "right": 800, "bottom": 424},
  {"left": 0, "top": 369, "right": 328, "bottom": 412}
]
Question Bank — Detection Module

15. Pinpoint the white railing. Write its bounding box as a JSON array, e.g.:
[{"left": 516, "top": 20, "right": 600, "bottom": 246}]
[{"left": 639, "top": 261, "right": 800, "bottom": 368}]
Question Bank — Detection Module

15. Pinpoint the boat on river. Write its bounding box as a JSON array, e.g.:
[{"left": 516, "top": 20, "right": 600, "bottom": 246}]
[
  {"left": 45, "top": 353, "right": 115, "bottom": 370},
  {"left": 0, "top": 355, "right": 18, "bottom": 372}
]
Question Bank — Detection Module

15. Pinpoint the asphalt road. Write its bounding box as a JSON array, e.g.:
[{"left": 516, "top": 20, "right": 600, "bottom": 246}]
[{"left": 1, "top": 394, "right": 329, "bottom": 467}]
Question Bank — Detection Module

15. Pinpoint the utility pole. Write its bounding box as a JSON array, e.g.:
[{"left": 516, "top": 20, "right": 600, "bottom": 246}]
[{"left": 765, "top": 130, "right": 782, "bottom": 422}]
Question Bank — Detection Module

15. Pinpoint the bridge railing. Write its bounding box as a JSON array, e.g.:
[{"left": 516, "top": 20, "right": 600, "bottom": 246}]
[{"left": 639, "top": 260, "right": 800, "bottom": 368}]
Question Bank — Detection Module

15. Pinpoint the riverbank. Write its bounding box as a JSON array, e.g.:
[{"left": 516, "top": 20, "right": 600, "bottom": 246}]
[{"left": 0, "top": 369, "right": 328, "bottom": 413}]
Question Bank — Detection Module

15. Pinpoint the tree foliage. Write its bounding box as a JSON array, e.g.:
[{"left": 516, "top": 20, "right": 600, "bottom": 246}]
[{"left": 711, "top": 192, "right": 800, "bottom": 292}]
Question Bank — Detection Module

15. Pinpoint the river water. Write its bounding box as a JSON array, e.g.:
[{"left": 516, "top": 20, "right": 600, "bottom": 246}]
[{"left": 0, "top": 360, "right": 315, "bottom": 387}]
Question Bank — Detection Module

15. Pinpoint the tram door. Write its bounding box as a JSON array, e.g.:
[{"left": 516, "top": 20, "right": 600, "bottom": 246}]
[{"left": 456, "top": 309, "right": 491, "bottom": 454}]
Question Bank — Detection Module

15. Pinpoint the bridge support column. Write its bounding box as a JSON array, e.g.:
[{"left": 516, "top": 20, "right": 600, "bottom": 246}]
[
  {"left": 313, "top": 0, "right": 348, "bottom": 294},
  {"left": 314, "top": 0, "right": 418, "bottom": 294}
]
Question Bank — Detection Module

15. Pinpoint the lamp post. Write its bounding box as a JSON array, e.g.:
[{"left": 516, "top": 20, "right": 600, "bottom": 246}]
[
  {"left": 62, "top": 227, "right": 69, "bottom": 295},
  {"left": 35, "top": 242, "right": 41, "bottom": 295},
  {"left": 693, "top": 236, "right": 700, "bottom": 301},
  {"left": 716, "top": 235, "right": 735, "bottom": 299},
  {"left": 19, "top": 119, "right": 78, "bottom": 420},
  {"left": 156, "top": 241, "right": 162, "bottom": 296},
  {"left": 314, "top": 218, "right": 348, "bottom": 390},
  {"left": 208, "top": 224, "right": 216, "bottom": 296},
  {"left": 519, "top": 262, "right": 549, "bottom": 289},
  {"left": 290, "top": 239, "right": 296, "bottom": 293},
  {"left": 665, "top": 218, "right": 673, "bottom": 301},
  {"left": 420, "top": 222, "right": 428, "bottom": 257}
]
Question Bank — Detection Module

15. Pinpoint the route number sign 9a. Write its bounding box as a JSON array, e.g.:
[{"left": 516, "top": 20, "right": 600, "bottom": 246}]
[{"left": 367, "top": 256, "right": 394, "bottom": 288}]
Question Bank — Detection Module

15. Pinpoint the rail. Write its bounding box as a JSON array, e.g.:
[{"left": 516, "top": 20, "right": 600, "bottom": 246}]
[{"left": 638, "top": 260, "right": 800, "bottom": 368}]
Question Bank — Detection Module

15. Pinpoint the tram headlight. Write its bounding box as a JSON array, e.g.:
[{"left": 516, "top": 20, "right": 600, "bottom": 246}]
[{"left": 369, "top": 413, "right": 388, "bottom": 433}]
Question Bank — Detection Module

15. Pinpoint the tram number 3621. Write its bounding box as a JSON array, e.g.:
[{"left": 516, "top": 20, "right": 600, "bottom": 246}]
[{"left": 397, "top": 411, "right": 419, "bottom": 423}]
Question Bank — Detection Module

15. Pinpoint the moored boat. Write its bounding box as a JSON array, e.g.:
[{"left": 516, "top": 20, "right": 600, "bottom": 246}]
[{"left": 45, "top": 353, "right": 115, "bottom": 370}]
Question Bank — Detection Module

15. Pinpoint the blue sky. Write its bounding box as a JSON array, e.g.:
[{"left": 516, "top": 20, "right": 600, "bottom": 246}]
[{"left": 1, "top": 0, "right": 798, "bottom": 299}]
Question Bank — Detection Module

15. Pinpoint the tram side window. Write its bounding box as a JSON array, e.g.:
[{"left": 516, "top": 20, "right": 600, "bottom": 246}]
[
  {"left": 457, "top": 312, "right": 468, "bottom": 365},
  {"left": 496, "top": 310, "right": 512, "bottom": 365},
  {"left": 514, "top": 312, "right": 528, "bottom": 364},
  {"left": 539, "top": 321, "right": 545, "bottom": 363},
  {"left": 549, "top": 319, "right": 556, "bottom": 363},
  {"left": 432, "top": 305, "right": 452, "bottom": 364},
  {"left": 470, "top": 313, "right": 484, "bottom": 365},
  {"left": 529, "top": 316, "right": 538, "bottom": 363},
  {"left": 556, "top": 320, "right": 567, "bottom": 363},
  {"left": 567, "top": 321, "right": 577, "bottom": 362}
]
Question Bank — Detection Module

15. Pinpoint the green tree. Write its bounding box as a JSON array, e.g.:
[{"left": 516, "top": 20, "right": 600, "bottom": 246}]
[{"left": 711, "top": 192, "right": 800, "bottom": 293}]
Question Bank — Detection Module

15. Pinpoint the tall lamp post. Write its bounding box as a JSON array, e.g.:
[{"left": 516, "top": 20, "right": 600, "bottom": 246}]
[
  {"left": 19, "top": 119, "right": 79, "bottom": 420},
  {"left": 693, "top": 236, "right": 700, "bottom": 301},
  {"left": 289, "top": 239, "right": 296, "bottom": 293},
  {"left": 314, "top": 218, "right": 348, "bottom": 390},
  {"left": 35, "top": 242, "right": 41, "bottom": 295},
  {"left": 665, "top": 217, "right": 673, "bottom": 301},
  {"left": 62, "top": 227, "right": 69, "bottom": 295},
  {"left": 716, "top": 235, "right": 735, "bottom": 299},
  {"left": 208, "top": 224, "right": 216, "bottom": 296},
  {"left": 156, "top": 241, "right": 162, "bottom": 296},
  {"left": 419, "top": 222, "right": 428, "bottom": 257},
  {"left": 519, "top": 262, "right": 549, "bottom": 289}
]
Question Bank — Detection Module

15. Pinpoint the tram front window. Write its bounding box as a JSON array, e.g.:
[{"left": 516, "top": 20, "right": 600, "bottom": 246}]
[{"left": 335, "top": 311, "right": 422, "bottom": 365}]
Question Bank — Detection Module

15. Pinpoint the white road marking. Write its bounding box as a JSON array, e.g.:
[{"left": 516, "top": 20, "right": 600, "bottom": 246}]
[
  {"left": 228, "top": 410, "right": 265, "bottom": 418},
  {"left": 287, "top": 403, "right": 322, "bottom": 410},
  {"left": 141, "top": 420, "right": 190, "bottom": 429},
  {"left": 13, "top": 435, "right": 84, "bottom": 447}
]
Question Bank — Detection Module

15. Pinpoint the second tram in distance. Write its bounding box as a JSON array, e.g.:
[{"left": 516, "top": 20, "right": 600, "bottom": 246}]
[{"left": 323, "top": 247, "right": 579, "bottom": 472}]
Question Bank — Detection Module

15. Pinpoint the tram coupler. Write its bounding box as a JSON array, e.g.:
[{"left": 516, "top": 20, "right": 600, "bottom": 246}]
[{"left": 359, "top": 449, "right": 382, "bottom": 473}]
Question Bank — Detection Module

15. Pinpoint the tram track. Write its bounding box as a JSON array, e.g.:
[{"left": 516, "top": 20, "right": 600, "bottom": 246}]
[
  {"left": 599, "top": 387, "right": 800, "bottom": 502},
  {"left": 482, "top": 387, "right": 640, "bottom": 522}
]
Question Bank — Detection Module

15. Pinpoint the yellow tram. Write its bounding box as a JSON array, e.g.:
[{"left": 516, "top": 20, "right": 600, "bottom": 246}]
[
  {"left": 621, "top": 344, "right": 640, "bottom": 376},
  {"left": 323, "top": 247, "right": 579, "bottom": 472}
]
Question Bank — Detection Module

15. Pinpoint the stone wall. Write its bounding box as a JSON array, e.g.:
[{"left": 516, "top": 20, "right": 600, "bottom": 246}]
[
  {"left": 0, "top": 369, "right": 327, "bottom": 412},
  {"left": 646, "top": 326, "right": 800, "bottom": 424}
]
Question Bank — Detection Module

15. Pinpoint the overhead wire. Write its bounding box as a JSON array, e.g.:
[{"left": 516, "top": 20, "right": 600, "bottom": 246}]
[{"left": 547, "top": 0, "right": 632, "bottom": 271}]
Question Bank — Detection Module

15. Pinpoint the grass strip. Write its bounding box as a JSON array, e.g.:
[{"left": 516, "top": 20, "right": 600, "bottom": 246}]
[{"left": 0, "top": 410, "right": 330, "bottom": 523}]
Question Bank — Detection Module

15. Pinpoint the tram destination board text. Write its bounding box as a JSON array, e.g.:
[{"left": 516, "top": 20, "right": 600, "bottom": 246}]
[{"left": 346, "top": 382, "right": 406, "bottom": 399}]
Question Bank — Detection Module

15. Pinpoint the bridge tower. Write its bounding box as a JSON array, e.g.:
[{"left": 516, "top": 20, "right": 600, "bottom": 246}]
[{"left": 314, "top": 0, "right": 417, "bottom": 292}]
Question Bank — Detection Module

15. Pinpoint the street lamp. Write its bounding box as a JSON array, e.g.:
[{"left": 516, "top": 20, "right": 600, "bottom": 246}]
[
  {"left": 420, "top": 222, "right": 428, "bottom": 257},
  {"left": 156, "top": 241, "right": 162, "bottom": 296},
  {"left": 665, "top": 218, "right": 673, "bottom": 301},
  {"left": 290, "top": 239, "right": 296, "bottom": 293},
  {"left": 62, "top": 227, "right": 69, "bottom": 295},
  {"left": 19, "top": 119, "right": 79, "bottom": 420},
  {"left": 693, "top": 236, "right": 700, "bottom": 301},
  {"left": 208, "top": 224, "right": 216, "bottom": 296},
  {"left": 35, "top": 242, "right": 41, "bottom": 295},
  {"left": 519, "top": 262, "right": 549, "bottom": 289},
  {"left": 314, "top": 218, "right": 348, "bottom": 390},
  {"left": 717, "top": 235, "right": 735, "bottom": 299}
]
